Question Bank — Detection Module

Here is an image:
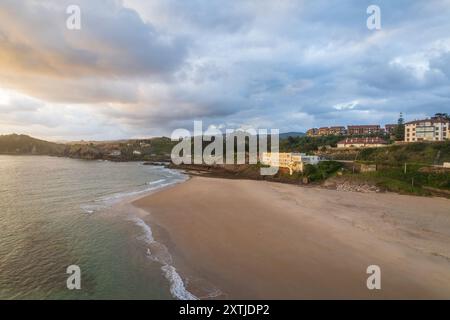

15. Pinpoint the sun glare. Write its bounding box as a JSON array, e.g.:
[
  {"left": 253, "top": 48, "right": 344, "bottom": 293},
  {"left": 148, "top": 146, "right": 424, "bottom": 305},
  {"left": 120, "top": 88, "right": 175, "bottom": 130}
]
[{"left": 0, "top": 88, "right": 11, "bottom": 105}]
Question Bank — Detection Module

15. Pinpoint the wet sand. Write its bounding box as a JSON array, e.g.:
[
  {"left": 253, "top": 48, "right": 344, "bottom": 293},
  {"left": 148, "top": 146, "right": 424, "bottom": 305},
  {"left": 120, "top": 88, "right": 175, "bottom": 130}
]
[{"left": 133, "top": 177, "right": 450, "bottom": 299}]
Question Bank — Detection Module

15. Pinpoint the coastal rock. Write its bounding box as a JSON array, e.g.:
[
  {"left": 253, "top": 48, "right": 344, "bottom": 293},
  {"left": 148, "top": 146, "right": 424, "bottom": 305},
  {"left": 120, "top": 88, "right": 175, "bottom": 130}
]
[
  {"left": 323, "top": 177, "right": 381, "bottom": 193},
  {"left": 335, "top": 182, "right": 380, "bottom": 193}
]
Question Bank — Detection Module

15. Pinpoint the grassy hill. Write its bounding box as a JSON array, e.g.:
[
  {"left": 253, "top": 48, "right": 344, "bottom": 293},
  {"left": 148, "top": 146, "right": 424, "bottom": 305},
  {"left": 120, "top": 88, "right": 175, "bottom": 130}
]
[
  {"left": 0, "top": 134, "right": 176, "bottom": 161},
  {"left": 317, "top": 141, "right": 450, "bottom": 165},
  {"left": 279, "top": 132, "right": 306, "bottom": 139},
  {"left": 0, "top": 134, "right": 65, "bottom": 155},
  {"left": 357, "top": 141, "right": 450, "bottom": 165},
  {"left": 331, "top": 142, "right": 450, "bottom": 196}
]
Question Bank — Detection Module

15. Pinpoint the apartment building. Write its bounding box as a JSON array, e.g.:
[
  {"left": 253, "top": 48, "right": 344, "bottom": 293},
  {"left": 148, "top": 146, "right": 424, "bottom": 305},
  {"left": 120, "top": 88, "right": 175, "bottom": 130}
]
[
  {"left": 261, "top": 152, "right": 320, "bottom": 175},
  {"left": 318, "top": 127, "right": 330, "bottom": 136},
  {"left": 307, "top": 124, "right": 381, "bottom": 136},
  {"left": 309, "top": 126, "right": 346, "bottom": 136},
  {"left": 328, "top": 126, "right": 346, "bottom": 135},
  {"left": 404, "top": 117, "right": 450, "bottom": 142},
  {"left": 347, "top": 125, "right": 381, "bottom": 135},
  {"left": 306, "top": 128, "right": 318, "bottom": 137},
  {"left": 385, "top": 124, "right": 398, "bottom": 135}
]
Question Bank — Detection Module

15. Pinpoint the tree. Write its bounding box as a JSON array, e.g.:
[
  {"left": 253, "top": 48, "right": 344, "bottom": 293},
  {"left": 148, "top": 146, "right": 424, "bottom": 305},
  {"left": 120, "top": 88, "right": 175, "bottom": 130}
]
[
  {"left": 435, "top": 113, "right": 450, "bottom": 120},
  {"left": 395, "top": 112, "right": 405, "bottom": 141}
]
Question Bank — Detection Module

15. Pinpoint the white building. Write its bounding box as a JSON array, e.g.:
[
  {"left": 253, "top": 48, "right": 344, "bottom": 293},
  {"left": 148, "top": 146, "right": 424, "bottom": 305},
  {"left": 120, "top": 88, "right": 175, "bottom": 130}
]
[
  {"left": 133, "top": 150, "right": 142, "bottom": 155},
  {"left": 261, "top": 152, "right": 319, "bottom": 175},
  {"left": 405, "top": 117, "right": 450, "bottom": 142}
]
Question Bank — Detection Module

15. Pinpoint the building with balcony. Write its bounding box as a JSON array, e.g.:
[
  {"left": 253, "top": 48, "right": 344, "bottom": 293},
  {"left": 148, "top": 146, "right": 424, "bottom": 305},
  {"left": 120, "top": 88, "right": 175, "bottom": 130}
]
[
  {"left": 328, "top": 126, "right": 346, "bottom": 135},
  {"left": 404, "top": 117, "right": 450, "bottom": 142},
  {"left": 347, "top": 125, "right": 381, "bottom": 135}
]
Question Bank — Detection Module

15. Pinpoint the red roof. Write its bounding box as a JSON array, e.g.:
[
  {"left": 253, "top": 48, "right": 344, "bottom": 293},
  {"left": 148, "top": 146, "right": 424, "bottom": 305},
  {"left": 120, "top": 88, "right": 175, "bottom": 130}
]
[
  {"left": 347, "top": 125, "right": 380, "bottom": 128},
  {"left": 405, "top": 117, "right": 450, "bottom": 125}
]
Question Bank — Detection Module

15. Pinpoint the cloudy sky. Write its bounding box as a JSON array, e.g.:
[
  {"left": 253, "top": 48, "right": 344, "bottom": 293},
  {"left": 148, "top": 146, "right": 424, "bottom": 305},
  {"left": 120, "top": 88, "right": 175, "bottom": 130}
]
[{"left": 0, "top": 0, "right": 450, "bottom": 140}]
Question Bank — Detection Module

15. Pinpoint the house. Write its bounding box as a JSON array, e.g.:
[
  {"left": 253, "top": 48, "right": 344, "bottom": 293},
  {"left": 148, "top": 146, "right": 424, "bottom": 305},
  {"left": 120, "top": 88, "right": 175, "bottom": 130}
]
[
  {"left": 261, "top": 152, "right": 320, "bottom": 175},
  {"left": 404, "top": 116, "right": 450, "bottom": 142},
  {"left": 337, "top": 137, "right": 387, "bottom": 148},
  {"left": 133, "top": 150, "right": 142, "bottom": 155}
]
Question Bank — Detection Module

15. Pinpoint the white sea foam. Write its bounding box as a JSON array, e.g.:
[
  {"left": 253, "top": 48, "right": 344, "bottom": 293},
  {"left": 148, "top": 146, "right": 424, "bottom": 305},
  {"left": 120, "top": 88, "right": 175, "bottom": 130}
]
[
  {"left": 80, "top": 164, "right": 194, "bottom": 299},
  {"left": 80, "top": 205, "right": 95, "bottom": 214},
  {"left": 161, "top": 264, "right": 198, "bottom": 300},
  {"left": 131, "top": 216, "right": 155, "bottom": 244},
  {"left": 146, "top": 179, "right": 167, "bottom": 185},
  {"left": 130, "top": 216, "right": 198, "bottom": 300},
  {"left": 80, "top": 169, "right": 187, "bottom": 214}
]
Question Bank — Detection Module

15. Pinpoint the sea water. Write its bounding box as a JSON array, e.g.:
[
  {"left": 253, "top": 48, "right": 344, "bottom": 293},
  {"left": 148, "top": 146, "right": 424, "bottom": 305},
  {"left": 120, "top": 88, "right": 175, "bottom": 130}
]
[{"left": 0, "top": 155, "right": 192, "bottom": 299}]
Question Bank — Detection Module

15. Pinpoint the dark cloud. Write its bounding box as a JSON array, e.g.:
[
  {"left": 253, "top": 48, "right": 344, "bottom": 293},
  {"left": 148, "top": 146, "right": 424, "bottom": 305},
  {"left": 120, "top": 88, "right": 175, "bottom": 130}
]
[
  {"left": 0, "top": 0, "right": 187, "bottom": 77},
  {"left": 1, "top": 0, "right": 450, "bottom": 139}
]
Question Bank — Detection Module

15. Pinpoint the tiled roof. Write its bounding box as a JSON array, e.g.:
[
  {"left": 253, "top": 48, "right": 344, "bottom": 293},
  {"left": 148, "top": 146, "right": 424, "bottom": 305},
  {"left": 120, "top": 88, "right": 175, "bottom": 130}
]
[
  {"left": 347, "top": 125, "right": 380, "bottom": 128},
  {"left": 405, "top": 117, "right": 450, "bottom": 125}
]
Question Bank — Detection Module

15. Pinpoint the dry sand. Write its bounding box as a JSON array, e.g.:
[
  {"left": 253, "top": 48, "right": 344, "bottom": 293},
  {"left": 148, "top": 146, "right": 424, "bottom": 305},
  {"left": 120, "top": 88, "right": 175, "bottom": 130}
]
[{"left": 133, "top": 177, "right": 450, "bottom": 299}]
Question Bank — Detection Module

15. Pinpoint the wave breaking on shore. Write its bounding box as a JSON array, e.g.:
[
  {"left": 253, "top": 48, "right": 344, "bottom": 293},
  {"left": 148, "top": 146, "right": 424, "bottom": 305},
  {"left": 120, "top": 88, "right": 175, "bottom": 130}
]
[{"left": 130, "top": 216, "right": 198, "bottom": 300}]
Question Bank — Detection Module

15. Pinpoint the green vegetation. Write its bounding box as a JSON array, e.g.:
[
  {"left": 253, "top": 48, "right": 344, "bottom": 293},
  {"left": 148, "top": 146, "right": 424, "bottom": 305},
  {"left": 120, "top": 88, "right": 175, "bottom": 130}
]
[
  {"left": 280, "top": 133, "right": 390, "bottom": 154},
  {"left": 357, "top": 141, "right": 450, "bottom": 165},
  {"left": 317, "top": 139, "right": 450, "bottom": 197},
  {"left": 0, "top": 134, "right": 65, "bottom": 155},
  {"left": 0, "top": 134, "right": 176, "bottom": 161},
  {"left": 303, "top": 161, "right": 343, "bottom": 182},
  {"left": 343, "top": 164, "right": 450, "bottom": 196},
  {"left": 280, "top": 136, "right": 344, "bottom": 153},
  {"left": 394, "top": 114, "right": 405, "bottom": 141}
]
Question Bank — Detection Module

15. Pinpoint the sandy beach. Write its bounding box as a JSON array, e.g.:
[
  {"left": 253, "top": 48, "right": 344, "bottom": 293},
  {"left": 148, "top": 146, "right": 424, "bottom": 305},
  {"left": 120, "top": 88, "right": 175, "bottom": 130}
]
[{"left": 133, "top": 177, "right": 450, "bottom": 299}]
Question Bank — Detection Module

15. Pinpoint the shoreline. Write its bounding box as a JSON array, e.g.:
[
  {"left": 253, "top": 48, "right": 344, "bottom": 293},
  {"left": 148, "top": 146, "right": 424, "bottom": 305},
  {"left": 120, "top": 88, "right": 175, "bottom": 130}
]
[
  {"left": 132, "top": 176, "right": 450, "bottom": 299},
  {"left": 115, "top": 172, "right": 200, "bottom": 300}
]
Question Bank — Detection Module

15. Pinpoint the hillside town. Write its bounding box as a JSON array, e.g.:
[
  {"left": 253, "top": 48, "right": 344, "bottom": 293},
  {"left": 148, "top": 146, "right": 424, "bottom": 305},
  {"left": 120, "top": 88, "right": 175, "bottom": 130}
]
[
  {"left": 306, "top": 113, "right": 450, "bottom": 148},
  {"left": 261, "top": 113, "right": 450, "bottom": 176}
]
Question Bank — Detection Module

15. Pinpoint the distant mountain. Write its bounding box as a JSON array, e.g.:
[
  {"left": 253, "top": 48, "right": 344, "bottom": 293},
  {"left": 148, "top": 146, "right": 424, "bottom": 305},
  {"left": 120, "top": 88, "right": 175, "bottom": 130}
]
[
  {"left": 279, "top": 132, "right": 306, "bottom": 139},
  {"left": 0, "top": 134, "right": 65, "bottom": 155}
]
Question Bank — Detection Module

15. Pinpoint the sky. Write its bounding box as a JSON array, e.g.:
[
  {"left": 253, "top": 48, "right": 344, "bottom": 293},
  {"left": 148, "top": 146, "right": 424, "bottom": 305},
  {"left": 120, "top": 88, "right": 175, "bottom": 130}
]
[{"left": 0, "top": 0, "right": 450, "bottom": 141}]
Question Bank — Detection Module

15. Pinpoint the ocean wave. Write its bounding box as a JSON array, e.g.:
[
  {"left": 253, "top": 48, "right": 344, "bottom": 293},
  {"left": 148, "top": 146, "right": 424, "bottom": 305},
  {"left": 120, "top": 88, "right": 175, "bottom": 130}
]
[
  {"left": 161, "top": 264, "right": 198, "bottom": 300},
  {"left": 131, "top": 215, "right": 155, "bottom": 243},
  {"left": 130, "top": 216, "right": 197, "bottom": 300},
  {"left": 80, "top": 170, "right": 187, "bottom": 214},
  {"left": 146, "top": 179, "right": 167, "bottom": 185}
]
